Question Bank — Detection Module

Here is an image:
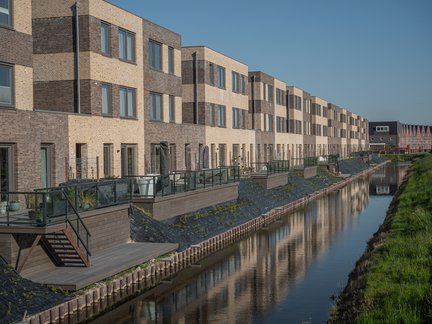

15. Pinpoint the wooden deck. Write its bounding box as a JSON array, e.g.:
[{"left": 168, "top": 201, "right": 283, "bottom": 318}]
[{"left": 24, "top": 241, "right": 178, "bottom": 291}]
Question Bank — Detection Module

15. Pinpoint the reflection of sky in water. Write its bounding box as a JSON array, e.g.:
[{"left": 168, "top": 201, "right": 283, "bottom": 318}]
[{"left": 96, "top": 164, "right": 404, "bottom": 324}]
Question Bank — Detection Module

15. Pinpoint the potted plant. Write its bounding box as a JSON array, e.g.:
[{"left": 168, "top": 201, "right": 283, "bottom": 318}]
[
  {"left": 0, "top": 201, "right": 7, "bottom": 215},
  {"left": 79, "top": 191, "right": 96, "bottom": 210},
  {"left": 9, "top": 200, "right": 21, "bottom": 212}
]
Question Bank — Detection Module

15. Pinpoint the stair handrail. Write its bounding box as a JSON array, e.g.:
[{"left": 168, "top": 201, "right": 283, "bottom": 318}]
[{"left": 59, "top": 188, "right": 92, "bottom": 258}]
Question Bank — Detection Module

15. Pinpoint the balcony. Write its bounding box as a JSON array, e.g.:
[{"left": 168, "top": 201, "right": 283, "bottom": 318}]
[
  {"left": 129, "top": 167, "right": 240, "bottom": 220},
  {"left": 251, "top": 160, "right": 290, "bottom": 189}
]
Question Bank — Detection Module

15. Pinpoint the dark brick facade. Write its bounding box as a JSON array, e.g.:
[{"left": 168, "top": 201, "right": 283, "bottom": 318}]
[
  {"left": 0, "top": 28, "right": 33, "bottom": 67},
  {"left": 0, "top": 110, "right": 69, "bottom": 191}
]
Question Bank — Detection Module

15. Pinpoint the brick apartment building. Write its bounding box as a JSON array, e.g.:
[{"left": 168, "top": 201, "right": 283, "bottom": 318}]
[
  {"left": 0, "top": 0, "right": 370, "bottom": 195},
  {"left": 369, "top": 121, "right": 431, "bottom": 153}
]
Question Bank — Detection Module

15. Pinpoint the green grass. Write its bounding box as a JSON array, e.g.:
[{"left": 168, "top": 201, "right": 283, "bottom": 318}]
[
  {"left": 381, "top": 152, "right": 430, "bottom": 162},
  {"left": 357, "top": 154, "right": 432, "bottom": 323}
]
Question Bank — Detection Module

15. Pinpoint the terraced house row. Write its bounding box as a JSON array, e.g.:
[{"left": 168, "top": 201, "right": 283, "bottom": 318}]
[{"left": 0, "top": 0, "right": 369, "bottom": 193}]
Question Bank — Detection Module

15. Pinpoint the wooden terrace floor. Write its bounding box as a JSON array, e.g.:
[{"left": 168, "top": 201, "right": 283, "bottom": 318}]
[{"left": 24, "top": 241, "right": 178, "bottom": 291}]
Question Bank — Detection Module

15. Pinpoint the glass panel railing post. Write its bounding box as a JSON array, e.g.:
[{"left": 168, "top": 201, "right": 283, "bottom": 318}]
[{"left": 42, "top": 193, "right": 47, "bottom": 226}]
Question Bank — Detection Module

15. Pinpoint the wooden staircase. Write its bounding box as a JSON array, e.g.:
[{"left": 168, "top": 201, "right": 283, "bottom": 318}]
[{"left": 41, "top": 225, "right": 90, "bottom": 267}]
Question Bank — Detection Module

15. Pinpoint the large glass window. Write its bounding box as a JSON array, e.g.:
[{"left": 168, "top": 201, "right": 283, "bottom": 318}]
[
  {"left": 149, "top": 40, "right": 162, "bottom": 70},
  {"left": 217, "top": 65, "right": 225, "bottom": 89},
  {"left": 119, "top": 87, "right": 135, "bottom": 118},
  {"left": 0, "top": 64, "right": 13, "bottom": 107},
  {"left": 241, "top": 75, "right": 246, "bottom": 95},
  {"left": 100, "top": 22, "right": 110, "bottom": 55},
  {"left": 0, "top": 0, "right": 11, "bottom": 27},
  {"left": 150, "top": 92, "right": 163, "bottom": 121},
  {"left": 101, "top": 83, "right": 111, "bottom": 115},
  {"left": 118, "top": 29, "right": 135, "bottom": 62},
  {"left": 232, "top": 108, "right": 240, "bottom": 129},
  {"left": 121, "top": 144, "right": 136, "bottom": 177},
  {"left": 217, "top": 105, "right": 226, "bottom": 127},
  {"left": 40, "top": 145, "right": 52, "bottom": 189},
  {"left": 168, "top": 46, "right": 174, "bottom": 74},
  {"left": 0, "top": 145, "right": 12, "bottom": 200},
  {"left": 169, "top": 95, "right": 175, "bottom": 123}
]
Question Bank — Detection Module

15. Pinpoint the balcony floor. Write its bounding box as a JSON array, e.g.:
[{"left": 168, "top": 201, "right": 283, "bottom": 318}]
[{"left": 24, "top": 241, "right": 178, "bottom": 291}]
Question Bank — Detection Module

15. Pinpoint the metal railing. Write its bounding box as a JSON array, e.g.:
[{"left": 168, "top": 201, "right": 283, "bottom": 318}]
[
  {"left": 127, "top": 166, "right": 240, "bottom": 198},
  {"left": 36, "top": 179, "right": 132, "bottom": 215},
  {"left": 0, "top": 192, "right": 48, "bottom": 227},
  {"left": 252, "top": 160, "right": 289, "bottom": 176},
  {"left": 291, "top": 156, "right": 321, "bottom": 169}
]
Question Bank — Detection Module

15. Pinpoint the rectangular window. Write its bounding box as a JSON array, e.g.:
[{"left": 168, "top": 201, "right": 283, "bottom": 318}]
[
  {"left": 232, "top": 108, "right": 240, "bottom": 129},
  {"left": 241, "top": 110, "right": 246, "bottom": 129},
  {"left": 40, "top": 145, "right": 52, "bottom": 189},
  {"left": 0, "top": 145, "right": 13, "bottom": 199},
  {"left": 0, "top": 0, "right": 11, "bottom": 27},
  {"left": 118, "top": 29, "right": 135, "bottom": 62},
  {"left": 276, "top": 89, "right": 284, "bottom": 105},
  {"left": 241, "top": 75, "right": 246, "bottom": 95},
  {"left": 217, "top": 105, "right": 226, "bottom": 127},
  {"left": 100, "top": 22, "right": 110, "bottom": 55},
  {"left": 119, "top": 87, "right": 136, "bottom": 118},
  {"left": 232, "top": 72, "right": 239, "bottom": 93},
  {"left": 209, "top": 63, "right": 215, "bottom": 86},
  {"left": 218, "top": 144, "right": 226, "bottom": 167},
  {"left": 150, "top": 92, "right": 163, "bottom": 121},
  {"left": 209, "top": 103, "right": 215, "bottom": 126},
  {"left": 0, "top": 64, "right": 12, "bottom": 107},
  {"left": 101, "top": 83, "right": 112, "bottom": 115},
  {"left": 121, "top": 144, "right": 136, "bottom": 177},
  {"left": 168, "top": 46, "right": 174, "bottom": 74},
  {"left": 267, "top": 114, "right": 274, "bottom": 132},
  {"left": 169, "top": 144, "right": 176, "bottom": 172},
  {"left": 150, "top": 143, "right": 161, "bottom": 174},
  {"left": 217, "top": 65, "right": 225, "bottom": 89},
  {"left": 267, "top": 84, "right": 273, "bottom": 103},
  {"left": 149, "top": 40, "right": 162, "bottom": 70},
  {"left": 169, "top": 95, "right": 175, "bottom": 122},
  {"left": 103, "top": 144, "right": 112, "bottom": 177}
]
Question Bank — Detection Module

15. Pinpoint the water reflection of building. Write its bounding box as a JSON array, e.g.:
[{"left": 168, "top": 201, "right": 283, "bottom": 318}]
[
  {"left": 369, "top": 163, "right": 409, "bottom": 196},
  {"left": 99, "top": 179, "right": 370, "bottom": 324}
]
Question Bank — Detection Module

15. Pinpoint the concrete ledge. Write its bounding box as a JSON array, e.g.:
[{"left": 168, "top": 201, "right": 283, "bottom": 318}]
[
  {"left": 251, "top": 173, "right": 289, "bottom": 189},
  {"left": 132, "top": 182, "right": 239, "bottom": 220},
  {"left": 304, "top": 166, "right": 318, "bottom": 179}
]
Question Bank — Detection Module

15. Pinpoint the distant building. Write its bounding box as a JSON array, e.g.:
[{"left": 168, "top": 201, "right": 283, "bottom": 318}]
[{"left": 369, "top": 121, "right": 431, "bottom": 153}]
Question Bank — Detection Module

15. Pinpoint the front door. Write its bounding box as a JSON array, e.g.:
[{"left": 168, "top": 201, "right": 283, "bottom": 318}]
[{"left": 0, "top": 145, "right": 12, "bottom": 200}]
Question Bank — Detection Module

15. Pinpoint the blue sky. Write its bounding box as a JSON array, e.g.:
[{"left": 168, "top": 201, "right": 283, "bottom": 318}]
[{"left": 108, "top": 0, "right": 431, "bottom": 124}]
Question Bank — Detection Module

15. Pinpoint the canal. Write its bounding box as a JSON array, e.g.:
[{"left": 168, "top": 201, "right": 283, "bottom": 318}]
[{"left": 92, "top": 163, "right": 408, "bottom": 324}]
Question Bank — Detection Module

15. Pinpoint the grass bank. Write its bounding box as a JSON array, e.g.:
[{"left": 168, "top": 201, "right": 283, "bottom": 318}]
[{"left": 330, "top": 154, "right": 432, "bottom": 323}]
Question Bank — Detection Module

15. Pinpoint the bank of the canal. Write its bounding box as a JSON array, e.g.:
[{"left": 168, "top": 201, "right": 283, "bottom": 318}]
[
  {"left": 330, "top": 154, "right": 432, "bottom": 323},
  {"left": 1, "top": 156, "right": 385, "bottom": 324}
]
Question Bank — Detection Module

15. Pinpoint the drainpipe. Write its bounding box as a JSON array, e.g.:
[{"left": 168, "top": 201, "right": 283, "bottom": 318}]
[
  {"left": 251, "top": 75, "right": 255, "bottom": 129},
  {"left": 192, "top": 52, "right": 198, "bottom": 124},
  {"left": 73, "top": 2, "right": 81, "bottom": 114}
]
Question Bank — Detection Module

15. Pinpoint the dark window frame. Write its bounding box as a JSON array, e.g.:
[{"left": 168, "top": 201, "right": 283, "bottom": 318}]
[
  {"left": 150, "top": 92, "right": 163, "bottom": 121},
  {"left": 149, "top": 39, "right": 162, "bottom": 70},
  {"left": 101, "top": 83, "right": 112, "bottom": 116},
  {"left": 119, "top": 86, "right": 136, "bottom": 118},
  {"left": 0, "top": 63, "right": 14, "bottom": 108},
  {"left": 168, "top": 46, "right": 174, "bottom": 74},
  {"left": 169, "top": 95, "right": 175, "bottom": 123},
  {"left": 100, "top": 21, "right": 111, "bottom": 56},
  {"left": 118, "top": 28, "right": 136, "bottom": 63},
  {"left": 0, "top": 0, "right": 12, "bottom": 28},
  {"left": 216, "top": 65, "right": 226, "bottom": 89}
]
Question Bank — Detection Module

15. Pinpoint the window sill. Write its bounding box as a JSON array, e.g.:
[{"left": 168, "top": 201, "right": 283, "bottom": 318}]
[
  {"left": 102, "top": 114, "right": 113, "bottom": 118},
  {"left": 120, "top": 116, "right": 138, "bottom": 120},
  {"left": 100, "top": 52, "right": 112, "bottom": 58},
  {"left": 0, "top": 106, "right": 16, "bottom": 111},
  {"left": 119, "top": 58, "right": 137, "bottom": 65},
  {"left": 0, "top": 24, "right": 14, "bottom": 31}
]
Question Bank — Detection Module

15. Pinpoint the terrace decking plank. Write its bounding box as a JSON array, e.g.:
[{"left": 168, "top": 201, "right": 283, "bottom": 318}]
[{"left": 24, "top": 242, "right": 178, "bottom": 291}]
